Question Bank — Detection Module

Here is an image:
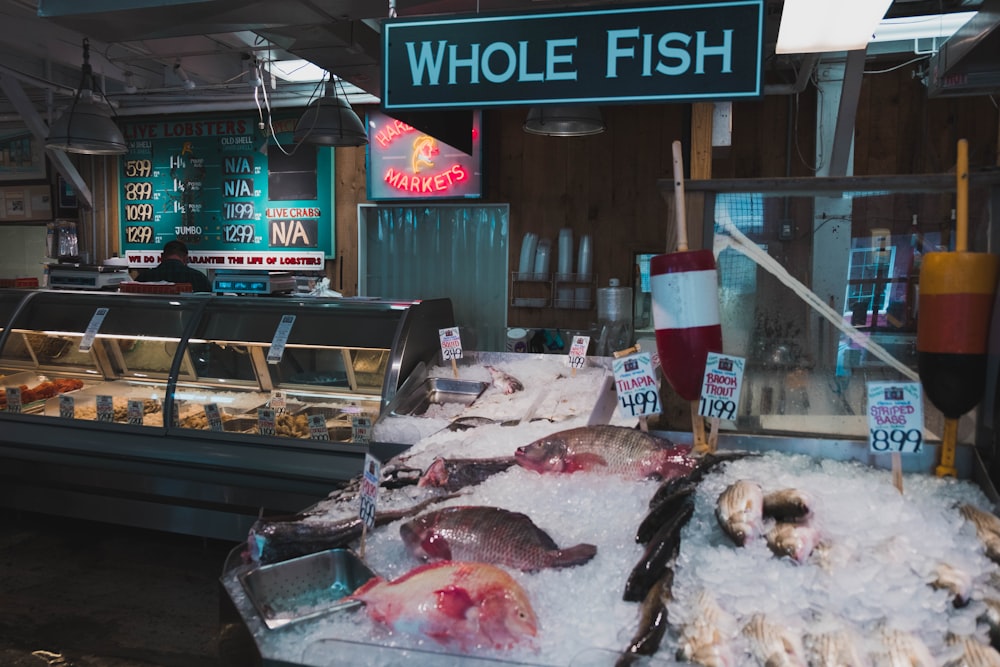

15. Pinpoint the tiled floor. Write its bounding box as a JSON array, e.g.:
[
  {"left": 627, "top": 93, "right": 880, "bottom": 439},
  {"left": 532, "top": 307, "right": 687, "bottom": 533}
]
[{"left": 0, "top": 510, "right": 236, "bottom": 667}]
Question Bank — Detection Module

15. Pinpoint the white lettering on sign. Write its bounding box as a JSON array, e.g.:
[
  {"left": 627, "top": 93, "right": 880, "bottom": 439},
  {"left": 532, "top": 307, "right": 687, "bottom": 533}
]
[
  {"left": 607, "top": 29, "right": 733, "bottom": 78},
  {"left": 405, "top": 38, "right": 579, "bottom": 86}
]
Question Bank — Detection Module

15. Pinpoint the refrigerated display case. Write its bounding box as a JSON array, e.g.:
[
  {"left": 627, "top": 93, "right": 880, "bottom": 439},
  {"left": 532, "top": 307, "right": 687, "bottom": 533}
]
[{"left": 0, "top": 289, "right": 454, "bottom": 540}]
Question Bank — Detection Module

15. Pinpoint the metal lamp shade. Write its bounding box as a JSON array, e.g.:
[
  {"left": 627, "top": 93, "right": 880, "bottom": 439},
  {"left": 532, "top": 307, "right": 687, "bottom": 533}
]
[
  {"left": 293, "top": 95, "right": 368, "bottom": 147},
  {"left": 524, "top": 106, "right": 605, "bottom": 136},
  {"left": 46, "top": 98, "right": 128, "bottom": 155}
]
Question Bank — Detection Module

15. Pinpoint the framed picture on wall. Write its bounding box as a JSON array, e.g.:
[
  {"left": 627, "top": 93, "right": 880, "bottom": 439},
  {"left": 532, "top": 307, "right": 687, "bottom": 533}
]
[
  {"left": 0, "top": 131, "right": 46, "bottom": 182},
  {"left": 57, "top": 175, "right": 77, "bottom": 210}
]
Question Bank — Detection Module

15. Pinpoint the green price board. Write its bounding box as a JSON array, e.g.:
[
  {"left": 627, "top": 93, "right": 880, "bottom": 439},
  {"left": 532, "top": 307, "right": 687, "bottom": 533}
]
[{"left": 120, "top": 113, "right": 333, "bottom": 270}]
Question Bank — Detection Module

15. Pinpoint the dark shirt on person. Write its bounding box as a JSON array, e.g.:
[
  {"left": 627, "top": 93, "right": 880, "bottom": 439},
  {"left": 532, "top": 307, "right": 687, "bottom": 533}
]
[{"left": 136, "top": 259, "right": 213, "bottom": 292}]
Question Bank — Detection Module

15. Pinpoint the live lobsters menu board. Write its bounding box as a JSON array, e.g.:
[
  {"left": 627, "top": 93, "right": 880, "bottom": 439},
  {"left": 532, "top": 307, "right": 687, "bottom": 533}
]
[{"left": 119, "top": 114, "right": 333, "bottom": 270}]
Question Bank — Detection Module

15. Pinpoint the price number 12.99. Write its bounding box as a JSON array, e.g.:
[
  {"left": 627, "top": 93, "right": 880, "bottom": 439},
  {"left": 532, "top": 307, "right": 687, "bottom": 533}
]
[
  {"left": 700, "top": 397, "right": 736, "bottom": 420},
  {"left": 870, "top": 427, "right": 922, "bottom": 453}
]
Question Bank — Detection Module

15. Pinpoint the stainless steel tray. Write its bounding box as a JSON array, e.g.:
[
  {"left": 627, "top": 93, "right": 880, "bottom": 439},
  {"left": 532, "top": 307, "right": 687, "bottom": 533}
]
[
  {"left": 238, "top": 548, "right": 374, "bottom": 629},
  {"left": 389, "top": 377, "right": 489, "bottom": 417}
]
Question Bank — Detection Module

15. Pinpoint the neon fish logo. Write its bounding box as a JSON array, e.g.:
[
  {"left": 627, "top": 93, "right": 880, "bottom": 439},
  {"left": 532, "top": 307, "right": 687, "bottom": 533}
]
[{"left": 411, "top": 135, "right": 439, "bottom": 173}]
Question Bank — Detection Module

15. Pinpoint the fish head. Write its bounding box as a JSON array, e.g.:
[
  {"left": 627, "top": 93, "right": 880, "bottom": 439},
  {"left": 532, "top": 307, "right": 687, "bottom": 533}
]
[
  {"left": 477, "top": 588, "right": 539, "bottom": 649},
  {"left": 399, "top": 517, "right": 452, "bottom": 562},
  {"left": 515, "top": 437, "right": 569, "bottom": 473},
  {"left": 417, "top": 458, "right": 448, "bottom": 488}
]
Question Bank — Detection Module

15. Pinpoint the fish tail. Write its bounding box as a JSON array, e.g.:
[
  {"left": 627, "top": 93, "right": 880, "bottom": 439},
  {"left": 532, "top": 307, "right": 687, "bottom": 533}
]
[{"left": 549, "top": 543, "right": 598, "bottom": 568}]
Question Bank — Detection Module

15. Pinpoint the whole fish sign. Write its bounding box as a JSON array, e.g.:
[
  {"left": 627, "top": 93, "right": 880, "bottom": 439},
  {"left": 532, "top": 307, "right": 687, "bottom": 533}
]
[{"left": 383, "top": 2, "right": 763, "bottom": 109}]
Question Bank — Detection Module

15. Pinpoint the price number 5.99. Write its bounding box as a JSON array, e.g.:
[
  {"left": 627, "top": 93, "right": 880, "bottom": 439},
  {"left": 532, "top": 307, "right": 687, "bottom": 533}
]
[
  {"left": 870, "top": 427, "right": 922, "bottom": 454},
  {"left": 700, "top": 397, "right": 736, "bottom": 420}
]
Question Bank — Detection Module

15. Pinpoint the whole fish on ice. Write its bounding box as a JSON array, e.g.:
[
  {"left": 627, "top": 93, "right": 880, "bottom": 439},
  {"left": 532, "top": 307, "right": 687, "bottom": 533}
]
[
  {"left": 485, "top": 365, "right": 524, "bottom": 394},
  {"left": 762, "top": 487, "right": 813, "bottom": 522},
  {"left": 873, "top": 627, "right": 937, "bottom": 667},
  {"left": 676, "top": 591, "right": 738, "bottom": 667},
  {"left": 943, "top": 633, "right": 1000, "bottom": 667},
  {"left": 766, "top": 521, "right": 822, "bottom": 563},
  {"left": 741, "top": 613, "right": 808, "bottom": 667},
  {"left": 417, "top": 456, "right": 517, "bottom": 492},
  {"left": 804, "top": 626, "right": 871, "bottom": 667},
  {"left": 400, "top": 505, "right": 596, "bottom": 572},
  {"left": 716, "top": 479, "right": 765, "bottom": 546},
  {"left": 514, "top": 425, "right": 697, "bottom": 480},
  {"left": 960, "top": 504, "right": 1000, "bottom": 564},
  {"left": 347, "top": 560, "right": 538, "bottom": 651}
]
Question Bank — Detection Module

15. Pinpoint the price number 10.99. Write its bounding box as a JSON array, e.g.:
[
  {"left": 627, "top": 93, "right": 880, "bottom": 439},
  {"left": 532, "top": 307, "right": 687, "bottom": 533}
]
[
  {"left": 700, "top": 397, "right": 736, "bottom": 420},
  {"left": 870, "top": 427, "right": 922, "bottom": 453}
]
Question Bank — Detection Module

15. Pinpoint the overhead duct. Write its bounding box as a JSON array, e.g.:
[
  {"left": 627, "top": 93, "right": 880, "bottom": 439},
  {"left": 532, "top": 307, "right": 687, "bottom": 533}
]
[{"left": 926, "top": 0, "right": 1000, "bottom": 96}]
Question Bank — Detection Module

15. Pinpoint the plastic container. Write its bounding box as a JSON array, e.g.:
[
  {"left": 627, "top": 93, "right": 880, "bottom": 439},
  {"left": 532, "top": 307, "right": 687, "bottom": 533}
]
[
  {"left": 577, "top": 233, "right": 592, "bottom": 280},
  {"left": 533, "top": 238, "right": 552, "bottom": 279},
  {"left": 557, "top": 228, "right": 574, "bottom": 280},
  {"left": 517, "top": 232, "right": 538, "bottom": 279},
  {"left": 595, "top": 278, "right": 633, "bottom": 355}
]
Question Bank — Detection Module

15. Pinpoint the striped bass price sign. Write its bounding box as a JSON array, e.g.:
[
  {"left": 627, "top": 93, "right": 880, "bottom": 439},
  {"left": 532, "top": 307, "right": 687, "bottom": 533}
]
[
  {"left": 866, "top": 382, "right": 924, "bottom": 454},
  {"left": 359, "top": 453, "right": 381, "bottom": 529},
  {"left": 612, "top": 352, "right": 660, "bottom": 418}
]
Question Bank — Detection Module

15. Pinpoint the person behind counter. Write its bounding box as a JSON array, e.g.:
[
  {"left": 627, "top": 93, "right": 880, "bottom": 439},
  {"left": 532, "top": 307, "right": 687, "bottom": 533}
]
[{"left": 135, "top": 240, "right": 213, "bottom": 292}]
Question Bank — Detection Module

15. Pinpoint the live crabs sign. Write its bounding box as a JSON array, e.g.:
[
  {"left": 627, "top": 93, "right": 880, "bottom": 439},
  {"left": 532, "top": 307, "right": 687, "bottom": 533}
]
[{"left": 381, "top": 0, "right": 764, "bottom": 110}]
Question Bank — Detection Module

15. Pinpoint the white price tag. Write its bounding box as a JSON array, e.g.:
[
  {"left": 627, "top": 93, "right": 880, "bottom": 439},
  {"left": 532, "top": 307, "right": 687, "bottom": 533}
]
[
  {"left": 257, "top": 406, "right": 276, "bottom": 436},
  {"left": 867, "top": 382, "right": 924, "bottom": 454},
  {"left": 5, "top": 386, "right": 21, "bottom": 413},
  {"left": 59, "top": 394, "right": 75, "bottom": 419},
  {"left": 359, "top": 453, "right": 381, "bottom": 530},
  {"left": 308, "top": 414, "right": 329, "bottom": 440},
  {"left": 79, "top": 307, "right": 109, "bottom": 353},
  {"left": 439, "top": 327, "right": 463, "bottom": 361},
  {"left": 353, "top": 415, "right": 373, "bottom": 444},
  {"left": 127, "top": 399, "right": 144, "bottom": 425},
  {"left": 96, "top": 395, "right": 114, "bottom": 422},
  {"left": 568, "top": 335, "right": 590, "bottom": 369},
  {"left": 266, "top": 315, "right": 296, "bottom": 364},
  {"left": 270, "top": 390, "right": 287, "bottom": 414},
  {"left": 204, "top": 403, "right": 224, "bottom": 432},
  {"left": 612, "top": 352, "right": 661, "bottom": 419},
  {"left": 698, "top": 353, "right": 746, "bottom": 421}
]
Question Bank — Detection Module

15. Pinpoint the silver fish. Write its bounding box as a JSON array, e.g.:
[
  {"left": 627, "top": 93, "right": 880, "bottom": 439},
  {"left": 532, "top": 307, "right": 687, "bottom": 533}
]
[
  {"left": 484, "top": 365, "right": 524, "bottom": 394},
  {"left": 716, "top": 479, "right": 765, "bottom": 546},
  {"left": 741, "top": 613, "right": 808, "bottom": 667},
  {"left": 943, "top": 634, "right": 1000, "bottom": 667},
  {"left": 961, "top": 504, "right": 1000, "bottom": 564},
  {"left": 763, "top": 488, "right": 813, "bottom": 522},
  {"left": 766, "top": 522, "right": 822, "bottom": 563},
  {"left": 930, "top": 561, "right": 973, "bottom": 608},
  {"left": 873, "top": 628, "right": 937, "bottom": 667},
  {"left": 677, "top": 591, "right": 738, "bottom": 667},
  {"left": 804, "top": 627, "right": 871, "bottom": 667}
]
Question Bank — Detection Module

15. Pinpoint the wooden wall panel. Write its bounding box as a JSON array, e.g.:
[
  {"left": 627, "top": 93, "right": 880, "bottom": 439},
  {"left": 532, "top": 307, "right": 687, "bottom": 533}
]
[{"left": 333, "top": 143, "right": 368, "bottom": 296}]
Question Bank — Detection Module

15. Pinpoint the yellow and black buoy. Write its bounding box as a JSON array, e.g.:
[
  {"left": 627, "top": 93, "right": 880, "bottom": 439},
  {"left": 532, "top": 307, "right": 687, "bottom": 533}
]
[{"left": 917, "top": 139, "right": 1000, "bottom": 477}]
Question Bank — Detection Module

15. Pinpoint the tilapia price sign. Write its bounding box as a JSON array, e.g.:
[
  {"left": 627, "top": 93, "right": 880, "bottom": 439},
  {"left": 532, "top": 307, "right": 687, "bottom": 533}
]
[
  {"left": 359, "top": 453, "right": 382, "bottom": 529},
  {"left": 568, "top": 335, "right": 590, "bottom": 369},
  {"left": 866, "top": 382, "right": 924, "bottom": 454},
  {"left": 613, "top": 352, "right": 661, "bottom": 418},
  {"left": 698, "top": 353, "right": 746, "bottom": 421},
  {"left": 439, "top": 327, "right": 463, "bottom": 361}
]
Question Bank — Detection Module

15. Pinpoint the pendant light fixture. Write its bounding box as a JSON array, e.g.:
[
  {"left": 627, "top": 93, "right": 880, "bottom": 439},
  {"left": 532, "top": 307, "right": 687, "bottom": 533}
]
[
  {"left": 46, "top": 38, "right": 127, "bottom": 155},
  {"left": 293, "top": 76, "right": 368, "bottom": 147},
  {"left": 524, "top": 106, "right": 605, "bottom": 137}
]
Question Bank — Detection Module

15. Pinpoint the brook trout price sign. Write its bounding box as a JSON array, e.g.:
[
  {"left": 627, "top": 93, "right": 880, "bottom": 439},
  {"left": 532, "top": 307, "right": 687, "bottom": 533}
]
[{"left": 119, "top": 114, "right": 333, "bottom": 269}]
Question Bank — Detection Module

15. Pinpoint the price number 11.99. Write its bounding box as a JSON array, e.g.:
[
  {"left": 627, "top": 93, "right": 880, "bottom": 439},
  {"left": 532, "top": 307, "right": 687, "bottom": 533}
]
[
  {"left": 870, "top": 427, "right": 922, "bottom": 453},
  {"left": 700, "top": 397, "right": 736, "bottom": 420}
]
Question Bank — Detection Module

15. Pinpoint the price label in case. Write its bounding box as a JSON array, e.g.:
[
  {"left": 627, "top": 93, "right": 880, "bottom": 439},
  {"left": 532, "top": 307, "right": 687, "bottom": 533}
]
[
  {"left": 266, "top": 314, "right": 296, "bottom": 364},
  {"left": 59, "top": 394, "right": 75, "bottom": 419},
  {"left": 699, "top": 353, "right": 746, "bottom": 421},
  {"left": 308, "top": 414, "right": 329, "bottom": 440},
  {"left": 5, "top": 386, "right": 22, "bottom": 413},
  {"left": 439, "top": 327, "right": 463, "bottom": 361},
  {"left": 257, "top": 406, "right": 276, "bottom": 436},
  {"left": 612, "top": 352, "right": 660, "bottom": 418},
  {"left": 204, "top": 403, "right": 224, "bottom": 432},
  {"left": 359, "top": 453, "right": 381, "bottom": 529},
  {"left": 568, "top": 335, "right": 590, "bottom": 369},
  {"left": 353, "top": 415, "right": 373, "bottom": 444},
  {"left": 867, "top": 382, "right": 924, "bottom": 454},
  {"left": 127, "top": 399, "right": 144, "bottom": 425},
  {"left": 96, "top": 395, "right": 114, "bottom": 422},
  {"left": 270, "top": 390, "right": 287, "bottom": 414}
]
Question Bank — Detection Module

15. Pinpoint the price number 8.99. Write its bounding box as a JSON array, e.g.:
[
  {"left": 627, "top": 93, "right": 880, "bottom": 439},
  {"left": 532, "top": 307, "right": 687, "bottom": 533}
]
[
  {"left": 700, "top": 397, "right": 736, "bottom": 420},
  {"left": 870, "top": 427, "right": 923, "bottom": 454}
]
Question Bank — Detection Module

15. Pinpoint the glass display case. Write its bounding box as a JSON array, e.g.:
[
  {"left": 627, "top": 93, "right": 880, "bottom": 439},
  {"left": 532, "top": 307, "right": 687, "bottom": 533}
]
[{"left": 0, "top": 289, "right": 454, "bottom": 540}]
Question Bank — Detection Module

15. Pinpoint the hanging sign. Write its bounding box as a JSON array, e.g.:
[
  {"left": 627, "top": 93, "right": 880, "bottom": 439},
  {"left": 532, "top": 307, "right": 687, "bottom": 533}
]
[
  {"left": 366, "top": 110, "right": 483, "bottom": 200},
  {"left": 382, "top": 1, "right": 763, "bottom": 110}
]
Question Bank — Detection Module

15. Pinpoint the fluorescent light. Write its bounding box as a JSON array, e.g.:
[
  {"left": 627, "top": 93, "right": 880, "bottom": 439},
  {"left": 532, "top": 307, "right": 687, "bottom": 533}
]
[
  {"left": 777, "top": 0, "right": 893, "bottom": 54},
  {"left": 871, "top": 11, "right": 976, "bottom": 43},
  {"left": 270, "top": 59, "right": 328, "bottom": 83}
]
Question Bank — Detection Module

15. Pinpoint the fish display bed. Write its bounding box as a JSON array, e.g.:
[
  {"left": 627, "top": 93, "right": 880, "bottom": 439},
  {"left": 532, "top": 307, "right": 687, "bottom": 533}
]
[{"left": 219, "top": 356, "right": 999, "bottom": 666}]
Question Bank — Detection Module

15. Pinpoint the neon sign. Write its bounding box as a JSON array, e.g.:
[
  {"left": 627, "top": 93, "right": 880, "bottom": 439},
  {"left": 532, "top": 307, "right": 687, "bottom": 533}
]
[{"left": 366, "top": 110, "right": 483, "bottom": 200}]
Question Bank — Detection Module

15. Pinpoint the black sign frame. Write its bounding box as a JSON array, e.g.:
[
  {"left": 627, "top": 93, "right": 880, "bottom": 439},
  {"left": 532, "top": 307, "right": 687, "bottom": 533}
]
[{"left": 382, "top": 1, "right": 764, "bottom": 110}]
